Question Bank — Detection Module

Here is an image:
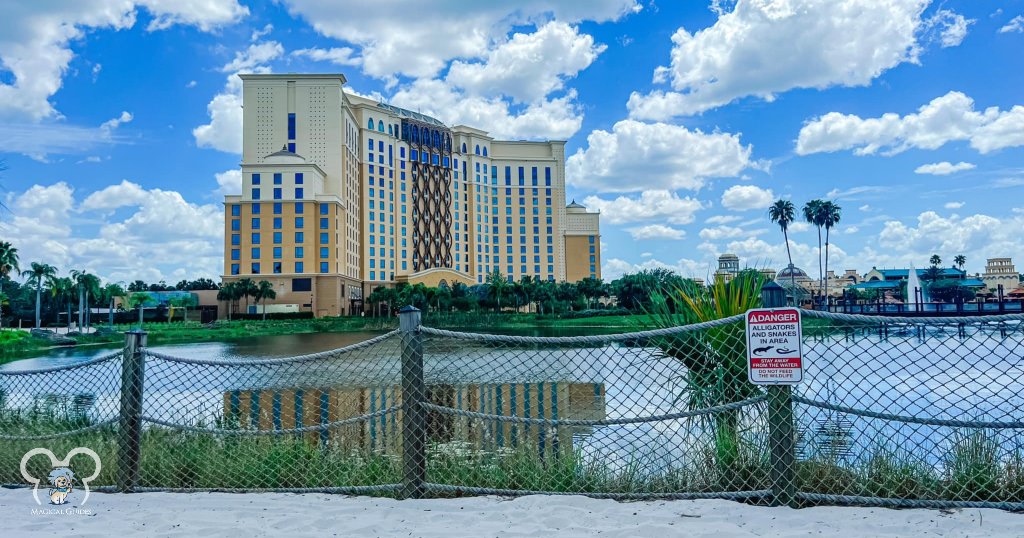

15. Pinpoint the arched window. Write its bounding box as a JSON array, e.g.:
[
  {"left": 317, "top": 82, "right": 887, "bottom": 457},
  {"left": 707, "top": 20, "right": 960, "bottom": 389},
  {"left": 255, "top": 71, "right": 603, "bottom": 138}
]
[
  {"left": 367, "top": 118, "right": 374, "bottom": 130},
  {"left": 378, "top": 120, "right": 384, "bottom": 132},
  {"left": 388, "top": 125, "right": 393, "bottom": 136},
  {"left": 461, "top": 143, "right": 467, "bottom": 153},
  {"left": 482, "top": 147, "right": 488, "bottom": 157},
  {"left": 474, "top": 145, "right": 480, "bottom": 155}
]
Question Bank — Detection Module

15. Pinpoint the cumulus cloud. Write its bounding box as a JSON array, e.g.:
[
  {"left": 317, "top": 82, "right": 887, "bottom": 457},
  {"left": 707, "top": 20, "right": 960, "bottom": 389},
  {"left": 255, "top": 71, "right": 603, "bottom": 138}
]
[
  {"left": 214, "top": 169, "right": 242, "bottom": 196},
  {"left": 699, "top": 225, "right": 755, "bottom": 241},
  {"left": 627, "top": 0, "right": 937, "bottom": 120},
  {"left": 923, "top": 9, "right": 975, "bottom": 48},
  {"left": 721, "top": 185, "right": 774, "bottom": 211},
  {"left": 944, "top": 201, "right": 964, "bottom": 209},
  {"left": 291, "top": 47, "right": 361, "bottom": 66},
  {"left": 281, "top": 0, "right": 638, "bottom": 79},
  {"left": 602, "top": 257, "right": 707, "bottom": 280},
  {"left": 1, "top": 180, "right": 224, "bottom": 283},
  {"left": 566, "top": 120, "right": 752, "bottom": 192},
  {"left": 626, "top": 224, "right": 686, "bottom": 240},
  {"left": 872, "top": 211, "right": 1024, "bottom": 271},
  {"left": 796, "top": 91, "right": 1024, "bottom": 156},
  {"left": 998, "top": 15, "right": 1024, "bottom": 33},
  {"left": 914, "top": 161, "right": 976, "bottom": 175},
  {"left": 581, "top": 190, "right": 706, "bottom": 225},
  {"left": 0, "top": 1, "right": 246, "bottom": 121}
]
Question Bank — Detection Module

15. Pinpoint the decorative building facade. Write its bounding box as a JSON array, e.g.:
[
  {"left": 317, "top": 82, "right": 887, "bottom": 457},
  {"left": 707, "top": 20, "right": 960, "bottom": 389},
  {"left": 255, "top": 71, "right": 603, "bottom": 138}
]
[
  {"left": 223, "top": 74, "right": 601, "bottom": 316},
  {"left": 982, "top": 257, "right": 1017, "bottom": 293}
]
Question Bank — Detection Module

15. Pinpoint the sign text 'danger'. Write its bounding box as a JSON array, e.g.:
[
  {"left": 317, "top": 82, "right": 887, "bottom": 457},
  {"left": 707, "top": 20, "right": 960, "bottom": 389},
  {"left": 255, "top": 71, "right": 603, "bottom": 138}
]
[{"left": 745, "top": 308, "right": 803, "bottom": 385}]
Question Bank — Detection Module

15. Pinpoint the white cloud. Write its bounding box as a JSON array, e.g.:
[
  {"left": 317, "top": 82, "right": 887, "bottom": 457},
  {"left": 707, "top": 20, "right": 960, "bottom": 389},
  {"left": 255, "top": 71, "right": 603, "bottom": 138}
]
[
  {"left": 699, "top": 225, "right": 752, "bottom": 241},
  {"left": 99, "top": 111, "right": 133, "bottom": 133},
  {"left": 796, "top": 91, "right": 1024, "bottom": 156},
  {"left": 581, "top": 190, "right": 706, "bottom": 225},
  {"left": 186, "top": 80, "right": 197, "bottom": 88},
  {"left": 721, "top": 185, "right": 774, "bottom": 211},
  {"left": 998, "top": 15, "right": 1024, "bottom": 33},
  {"left": 194, "top": 42, "right": 284, "bottom": 154},
  {"left": 914, "top": 161, "right": 976, "bottom": 175},
  {"left": 566, "top": 120, "right": 752, "bottom": 192},
  {"left": 705, "top": 215, "right": 742, "bottom": 225},
  {"left": 627, "top": 0, "right": 933, "bottom": 119},
  {"left": 445, "top": 21, "right": 606, "bottom": 103},
  {"left": 0, "top": 114, "right": 133, "bottom": 161},
  {"left": 291, "top": 47, "right": 361, "bottom": 66},
  {"left": 602, "top": 257, "right": 707, "bottom": 280},
  {"left": 214, "top": 169, "right": 242, "bottom": 196},
  {"left": 251, "top": 23, "right": 273, "bottom": 41},
  {"left": 871, "top": 211, "right": 1024, "bottom": 271},
  {"left": 1, "top": 180, "right": 224, "bottom": 283},
  {"left": 859, "top": 204, "right": 872, "bottom": 212},
  {"left": 923, "top": 9, "right": 974, "bottom": 48},
  {"left": 0, "top": 1, "right": 246, "bottom": 121},
  {"left": 281, "top": 0, "right": 639, "bottom": 79},
  {"left": 944, "top": 201, "right": 964, "bottom": 209},
  {"left": 626, "top": 224, "right": 686, "bottom": 240}
]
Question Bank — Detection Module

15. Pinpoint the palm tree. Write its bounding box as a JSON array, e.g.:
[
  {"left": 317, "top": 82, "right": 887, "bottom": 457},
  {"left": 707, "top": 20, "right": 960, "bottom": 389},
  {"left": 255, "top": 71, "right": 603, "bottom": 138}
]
[
  {"left": 71, "top": 271, "right": 102, "bottom": 330},
  {"left": 487, "top": 270, "right": 509, "bottom": 312},
  {"left": 769, "top": 199, "right": 797, "bottom": 296},
  {"left": 954, "top": 254, "right": 966, "bottom": 272},
  {"left": 236, "top": 278, "right": 257, "bottom": 315},
  {"left": 802, "top": 200, "right": 825, "bottom": 301},
  {"left": 100, "top": 282, "right": 126, "bottom": 326},
  {"left": 127, "top": 292, "right": 150, "bottom": 327},
  {"left": 217, "top": 282, "right": 240, "bottom": 320},
  {"left": 930, "top": 254, "right": 942, "bottom": 267},
  {"left": 50, "top": 277, "right": 76, "bottom": 331},
  {"left": 255, "top": 280, "right": 276, "bottom": 320},
  {"left": 821, "top": 201, "right": 841, "bottom": 302},
  {"left": 0, "top": 241, "right": 20, "bottom": 328},
  {"left": 21, "top": 262, "right": 57, "bottom": 328}
]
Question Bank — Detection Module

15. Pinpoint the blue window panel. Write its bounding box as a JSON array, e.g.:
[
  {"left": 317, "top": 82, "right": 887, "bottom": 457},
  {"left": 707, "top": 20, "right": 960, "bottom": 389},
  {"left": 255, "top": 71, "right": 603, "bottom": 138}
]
[
  {"left": 231, "top": 234, "right": 240, "bottom": 246},
  {"left": 287, "top": 113, "right": 296, "bottom": 139},
  {"left": 288, "top": 142, "right": 296, "bottom": 153},
  {"left": 295, "top": 247, "right": 304, "bottom": 259},
  {"left": 369, "top": 259, "right": 375, "bottom": 269},
  {"left": 230, "top": 263, "right": 239, "bottom": 275},
  {"left": 252, "top": 173, "right": 261, "bottom": 185},
  {"left": 295, "top": 232, "right": 304, "bottom": 243},
  {"left": 295, "top": 172, "right": 303, "bottom": 184},
  {"left": 319, "top": 247, "right": 328, "bottom": 258},
  {"left": 251, "top": 218, "right": 260, "bottom": 230},
  {"left": 251, "top": 247, "right": 260, "bottom": 259},
  {"left": 274, "top": 173, "right": 282, "bottom": 185},
  {"left": 273, "top": 188, "right": 282, "bottom": 200},
  {"left": 251, "top": 232, "right": 260, "bottom": 244},
  {"left": 273, "top": 217, "right": 282, "bottom": 229},
  {"left": 370, "top": 271, "right": 375, "bottom": 280},
  {"left": 231, "top": 219, "right": 240, "bottom": 231},
  {"left": 273, "top": 202, "right": 282, "bottom": 214},
  {"left": 295, "top": 217, "right": 304, "bottom": 229},
  {"left": 320, "top": 218, "right": 329, "bottom": 229},
  {"left": 589, "top": 235, "right": 595, "bottom": 244},
  {"left": 231, "top": 205, "right": 240, "bottom": 216},
  {"left": 251, "top": 263, "right": 260, "bottom": 274},
  {"left": 230, "top": 249, "right": 240, "bottom": 261},
  {"left": 320, "top": 204, "right": 329, "bottom": 215},
  {"left": 295, "top": 202, "right": 304, "bottom": 214},
  {"left": 545, "top": 167, "right": 551, "bottom": 185},
  {"left": 295, "top": 188, "right": 304, "bottom": 198},
  {"left": 320, "top": 262, "right": 328, "bottom": 273},
  {"left": 320, "top": 232, "right": 328, "bottom": 243},
  {"left": 295, "top": 261, "right": 304, "bottom": 273},
  {"left": 273, "top": 247, "right": 282, "bottom": 259},
  {"left": 273, "top": 232, "right": 282, "bottom": 244},
  {"left": 518, "top": 166, "right": 524, "bottom": 185},
  {"left": 252, "top": 188, "right": 260, "bottom": 200}
]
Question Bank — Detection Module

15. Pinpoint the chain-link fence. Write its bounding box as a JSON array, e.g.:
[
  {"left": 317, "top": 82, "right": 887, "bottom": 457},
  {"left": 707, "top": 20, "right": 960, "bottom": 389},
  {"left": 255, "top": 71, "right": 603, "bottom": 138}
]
[{"left": 3, "top": 307, "right": 1024, "bottom": 509}]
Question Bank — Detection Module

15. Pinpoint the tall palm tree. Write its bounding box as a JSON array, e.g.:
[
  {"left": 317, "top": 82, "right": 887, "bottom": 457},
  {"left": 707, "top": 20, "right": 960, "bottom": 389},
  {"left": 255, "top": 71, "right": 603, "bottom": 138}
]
[
  {"left": 769, "top": 199, "right": 797, "bottom": 295},
  {"left": 929, "top": 254, "right": 942, "bottom": 267},
  {"left": 954, "top": 254, "right": 966, "bottom": 272},
  {"left": 21, "top": 262, "right": 57, "bottom": 328},
  {"left": 217, "top": 282, "right": 240, "bottom": 320},
  {"left": 100, "top": 282, "right": 126, "bottom": 326},
  {"left": 487, "top": 270, "right": 509, "bottom": 312},
  {"left": 821, "top": 201, "right": 842, "bottom": 302},
  {"left": 0, "top": 242, "right": 20, "bottom": 328},
  {"left": 802, "top": 200, "right": 825, "bottom": 300},
  {"left": 50, "top": 277, "right": 76, "bottom": 331},
  {"left": 236, "top": 278, "right": 257, "bottom": 315},
  {"left": 71, "top": 271, "right": 102, "bottom": 330},
  {"left": 255, "top": 280, "right": 276, "bottom": 320}
]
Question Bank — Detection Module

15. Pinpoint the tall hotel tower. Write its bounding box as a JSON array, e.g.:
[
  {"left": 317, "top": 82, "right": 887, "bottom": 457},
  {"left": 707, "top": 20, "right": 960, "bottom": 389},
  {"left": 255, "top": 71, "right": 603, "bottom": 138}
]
[{"left": 223, "top": 74, "right": 601, "bottom": 316}]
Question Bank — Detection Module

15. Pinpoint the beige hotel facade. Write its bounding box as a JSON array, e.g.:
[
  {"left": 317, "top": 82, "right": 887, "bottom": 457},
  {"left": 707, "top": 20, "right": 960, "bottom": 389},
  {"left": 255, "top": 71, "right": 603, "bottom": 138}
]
[{"left": 223, "top": 74, "right": 601, "bottom": 316}]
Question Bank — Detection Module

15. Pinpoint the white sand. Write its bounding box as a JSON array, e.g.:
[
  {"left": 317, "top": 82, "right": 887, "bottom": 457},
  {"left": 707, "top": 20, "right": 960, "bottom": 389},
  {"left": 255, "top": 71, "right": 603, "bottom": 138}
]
[{"left": 1, "top": 491, "right": 1020, "bottom": 537}]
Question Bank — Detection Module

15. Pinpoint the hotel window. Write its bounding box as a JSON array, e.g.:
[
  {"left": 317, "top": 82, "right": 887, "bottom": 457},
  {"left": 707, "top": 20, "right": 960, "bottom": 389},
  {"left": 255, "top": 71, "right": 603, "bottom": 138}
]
[
  {"left": 230, "top": 263, "right": 239, "bottom": 275},
  {"left": 320, "top": 262, "right": 329, "bottom": 273},
  {"left": 252, "top": 188, "right": 260, "bottom": 200},
  {"left": 274, "top": 173, "right": 282, "bottom": 185},
  {"left": 230, "top": 249, "right": 240, "bottom": 261},
  {"left": 295, "top": 262, "right": 304, "bottom": 273},
  {"left": 320, "top": 218, "right": 329, "bottom": 229},
  {"left": 295, "top": 232, "right": 304, "bottom": 243},
  {"left": 287, "top": 113, "right": 296, "bottom": 140},
  {"left": 288, "top": 143, "right": 296, "bottom": 153},
  {"left": 231, "top": 205, "right": 240, "bottom": 216},
  {"left": 273, "top": 217, "right": 282, "bottom": 229},
  {"left": 295, "top": 247, "right": 304, "bottom": 259},
  {"left": 251, "top": 218, "right": 260, "bottom": 230},
  {"left": 251, "top": 247, "right": 260, "bottom": 259},
  {"left": 273, "top": 202, "right": 282, "bottom": 214},
  {"left": 295, "top": 188, "right": 304, "bottom": 198},
  {"left": 320, "top": 204, "right": 329, "bottom": 215},
  {"left": 588, "top": 235, "right": 595, "bottom": 244},
  {"left": 545, "top": 167, "right": 551, "bottom": 186},
  {"left": 251, "top": 263, "right": 260, "bottom": 274},
  {"left": 231, "top": 234, "right": 240, "bottom": 246},
  {"left": 273, "top": 232, "right": 282, "bottom": 244},
  {"left": 320, "top": 247, "right": 329, "bottom": 258},
  {"left": 231, "top": 219, "right": 240, "bottom": 231},
  {"left": 518, "top": 167, "right": 524, "bottom": 185},
  {"left": 295, "top": 202, "right": 304, "bottom": 214},
  {"left": 295, "top": 217, "right": 304, "bottom": 229},
  {"left": 251, "top": 232, "right": 260, "bottom": 244},
  {"left": 273, "top": 188, "right": 282, "bottom": 200},
  {"left": 273, "top": 262, "right": 282, "bottom": 274},
  {"left": 273, "top": 247, "right": 282, "bottom": 259},
  {"left": 252, "top": 174, "right": 261, "bottom": 185}
]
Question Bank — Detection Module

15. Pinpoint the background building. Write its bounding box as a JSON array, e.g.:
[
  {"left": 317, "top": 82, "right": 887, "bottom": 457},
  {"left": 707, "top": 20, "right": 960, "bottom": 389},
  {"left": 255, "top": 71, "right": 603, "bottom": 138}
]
[
  {"left": 982, "top": 257, "right": 1017, "bottom": 294},
  {"left": 223, "top": 74, "right": 601, "bottom": 316}
]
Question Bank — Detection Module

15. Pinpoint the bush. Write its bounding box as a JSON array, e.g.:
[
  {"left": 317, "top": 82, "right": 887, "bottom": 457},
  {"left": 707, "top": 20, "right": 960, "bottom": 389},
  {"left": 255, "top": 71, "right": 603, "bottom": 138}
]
[
  {"left": 559, "top": 308, "right": 630, "bottom": 319},
  {"left": 233, "top": 312, "right": 315, "bottom": 321}
]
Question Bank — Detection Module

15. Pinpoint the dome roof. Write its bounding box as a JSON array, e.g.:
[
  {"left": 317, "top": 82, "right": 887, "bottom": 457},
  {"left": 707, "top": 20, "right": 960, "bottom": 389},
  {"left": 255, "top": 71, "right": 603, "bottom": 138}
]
[{"left": 777, "top": 266, "right": 809, "bottom": 278}]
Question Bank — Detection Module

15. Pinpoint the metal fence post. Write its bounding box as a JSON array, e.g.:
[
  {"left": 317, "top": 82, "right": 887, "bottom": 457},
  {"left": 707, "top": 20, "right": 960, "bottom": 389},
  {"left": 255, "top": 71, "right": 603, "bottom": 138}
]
[
  {"left": 118, "top": 330, "right": 147, "bottom": 492},
  {"left": 399, "top": 306, "right": 426, "bottom": 499},
  {"left": 761, "top": 283, "right": 797, "bottom": 507}
]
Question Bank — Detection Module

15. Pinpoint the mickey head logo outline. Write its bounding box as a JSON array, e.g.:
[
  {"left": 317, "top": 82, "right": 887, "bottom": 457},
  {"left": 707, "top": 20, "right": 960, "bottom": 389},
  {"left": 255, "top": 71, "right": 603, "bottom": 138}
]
[{"left": 20, "top": 447, "right": 102, "bottom": 506}]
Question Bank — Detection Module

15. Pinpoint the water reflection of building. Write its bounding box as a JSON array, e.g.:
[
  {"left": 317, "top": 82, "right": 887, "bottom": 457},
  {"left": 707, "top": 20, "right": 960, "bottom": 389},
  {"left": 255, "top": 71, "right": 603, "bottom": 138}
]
[{"left": 223, "top": 382, "right": 606, "bottom": 454}]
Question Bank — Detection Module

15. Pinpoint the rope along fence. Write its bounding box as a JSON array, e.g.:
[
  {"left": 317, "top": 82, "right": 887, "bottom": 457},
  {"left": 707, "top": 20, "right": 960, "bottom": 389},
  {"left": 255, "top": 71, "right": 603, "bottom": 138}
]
[{"left": 1, "top": 307, "right": 1022, "bottom": 509}]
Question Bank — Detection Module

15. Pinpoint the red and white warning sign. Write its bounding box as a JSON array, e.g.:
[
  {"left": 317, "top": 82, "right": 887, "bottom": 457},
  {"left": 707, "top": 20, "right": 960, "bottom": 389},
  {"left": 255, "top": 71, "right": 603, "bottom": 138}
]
[{"left": 746, "top": 308, "right": 803, "bottom": 385}]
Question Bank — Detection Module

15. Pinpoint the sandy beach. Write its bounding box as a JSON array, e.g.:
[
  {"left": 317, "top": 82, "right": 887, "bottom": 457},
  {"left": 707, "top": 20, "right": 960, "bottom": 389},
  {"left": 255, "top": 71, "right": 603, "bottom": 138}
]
[{"left": 1, "top": 490, "right": 1021, "bottom": 537}]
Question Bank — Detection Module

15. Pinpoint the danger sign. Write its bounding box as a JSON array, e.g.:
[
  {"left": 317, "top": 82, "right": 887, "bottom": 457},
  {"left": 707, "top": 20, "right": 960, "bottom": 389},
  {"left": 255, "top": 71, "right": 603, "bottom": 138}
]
[{"left": 746, "top": 308, "right": 803, "bottom": 385}]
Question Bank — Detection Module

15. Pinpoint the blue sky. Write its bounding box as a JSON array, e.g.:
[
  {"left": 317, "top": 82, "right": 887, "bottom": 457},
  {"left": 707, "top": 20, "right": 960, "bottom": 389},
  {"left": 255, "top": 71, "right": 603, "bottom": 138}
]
[{"left": 1, "top": 0, "right": 1022, "bottom": 284}]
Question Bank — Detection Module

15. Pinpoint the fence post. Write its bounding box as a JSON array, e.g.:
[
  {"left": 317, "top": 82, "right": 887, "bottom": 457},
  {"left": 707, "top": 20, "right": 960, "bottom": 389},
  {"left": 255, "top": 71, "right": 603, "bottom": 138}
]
[
  {"left": 761, "top": 283, "right": 797, "bottom": 507},
  {"left": 117, "top": 330, "right": 147, "bottom": 492},
  {"left": 399, "top": 305, "right": 426, "bottom": 499}
]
